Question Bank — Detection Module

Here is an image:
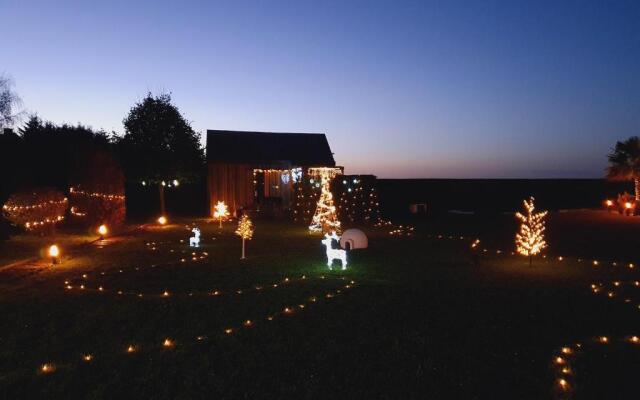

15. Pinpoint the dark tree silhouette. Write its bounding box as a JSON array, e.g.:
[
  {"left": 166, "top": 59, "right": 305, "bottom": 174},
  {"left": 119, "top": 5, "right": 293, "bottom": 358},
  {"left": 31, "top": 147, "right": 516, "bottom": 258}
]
[
  {"left": 116, "top": 93, "right": 204, "bottom": 215},
  {"left": 0, "top": 74, "right": 23, "bottom": 128},
  {"left": 607, "top": 137, "right": 640, "bottom": 201}
]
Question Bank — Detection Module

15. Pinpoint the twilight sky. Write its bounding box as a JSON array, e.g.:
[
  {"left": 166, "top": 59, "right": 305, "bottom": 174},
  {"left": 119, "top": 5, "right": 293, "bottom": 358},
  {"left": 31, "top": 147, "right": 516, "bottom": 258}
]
[{"left": 2, "top": 0, "right": 639, "bottom": 178}]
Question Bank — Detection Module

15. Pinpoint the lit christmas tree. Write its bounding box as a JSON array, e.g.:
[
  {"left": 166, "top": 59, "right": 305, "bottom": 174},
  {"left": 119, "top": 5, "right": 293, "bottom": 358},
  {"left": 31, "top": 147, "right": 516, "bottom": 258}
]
[
  {"left": 308, "top": 168, "right": 341, "bottom": 234},
  {"left": 235, "top": 214, "right": 254, "bottom": 259},
  {"left": 515, "top": 197, "right": 548, "bottom": 266}
]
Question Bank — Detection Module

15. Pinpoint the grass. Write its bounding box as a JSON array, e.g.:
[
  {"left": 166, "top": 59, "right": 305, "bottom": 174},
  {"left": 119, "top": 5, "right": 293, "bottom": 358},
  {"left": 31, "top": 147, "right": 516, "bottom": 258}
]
[{"left": 1, "top": 212, "right": 639, "bottom": 399}]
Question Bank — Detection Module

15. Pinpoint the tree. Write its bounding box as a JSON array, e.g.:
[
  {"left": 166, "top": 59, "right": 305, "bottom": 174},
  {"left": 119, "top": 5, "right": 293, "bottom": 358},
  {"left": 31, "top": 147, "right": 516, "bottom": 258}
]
[
  {"left": 515, "top": 197, "right": 547, "bottom": 267},
  {"left": 0, "top": 74, "right": 23, "bottom": 129},
  {"left": 116, "top": 93, "right": 204, "bottom": 215},
  {"left": 235, "top": 214, "right": 254, "bottom": 259},
  {"left": 607, "top": 137, "right": 640, "bottom": 201},
  {"left": 308, "top": 168, "right": 342, "bottom": 234}
]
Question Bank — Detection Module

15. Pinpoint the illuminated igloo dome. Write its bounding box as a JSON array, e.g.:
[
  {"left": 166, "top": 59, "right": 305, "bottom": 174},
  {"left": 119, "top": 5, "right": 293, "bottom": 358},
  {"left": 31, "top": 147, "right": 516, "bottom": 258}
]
[{"left": 340, "top": 229, "right": 368, "bottom": 250}]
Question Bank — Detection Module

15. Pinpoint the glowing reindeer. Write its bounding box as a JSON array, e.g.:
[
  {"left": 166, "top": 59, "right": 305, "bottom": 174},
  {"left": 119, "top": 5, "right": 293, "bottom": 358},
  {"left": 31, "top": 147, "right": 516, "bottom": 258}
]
[
  {"left": 189, "top": 228, "right": 201, "bottom": 248},
  {"left": 321, "top": 232, "right": 347, "bottom": 270}
]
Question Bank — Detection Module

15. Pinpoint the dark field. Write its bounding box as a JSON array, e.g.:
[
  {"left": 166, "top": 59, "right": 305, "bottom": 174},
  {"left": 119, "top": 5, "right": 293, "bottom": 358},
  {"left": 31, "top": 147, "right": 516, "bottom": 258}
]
[{"left": 1, "top": 211, "right": 639, "bottom": 399}]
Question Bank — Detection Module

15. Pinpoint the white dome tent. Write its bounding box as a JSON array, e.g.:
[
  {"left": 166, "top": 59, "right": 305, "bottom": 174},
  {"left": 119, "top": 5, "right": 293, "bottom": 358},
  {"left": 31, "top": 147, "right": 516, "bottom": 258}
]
[{"left": 340, "top": 229, "right": 368, "bottom": 250}]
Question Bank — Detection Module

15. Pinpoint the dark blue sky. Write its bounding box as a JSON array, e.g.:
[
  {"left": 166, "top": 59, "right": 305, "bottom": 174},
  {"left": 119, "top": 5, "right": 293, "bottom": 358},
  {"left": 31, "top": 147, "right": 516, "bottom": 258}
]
[{"left": 2, "top": 0, "right": 639, "bottom": 178}]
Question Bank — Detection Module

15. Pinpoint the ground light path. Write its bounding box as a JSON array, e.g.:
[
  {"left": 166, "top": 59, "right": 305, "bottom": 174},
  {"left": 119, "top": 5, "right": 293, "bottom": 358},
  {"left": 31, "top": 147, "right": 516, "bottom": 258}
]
[
  {"left": 37, "top": 276, "right": 356, "bottom": 376},
  {"left": 424, "top": 232, "right": 640, "bottom": 397}
]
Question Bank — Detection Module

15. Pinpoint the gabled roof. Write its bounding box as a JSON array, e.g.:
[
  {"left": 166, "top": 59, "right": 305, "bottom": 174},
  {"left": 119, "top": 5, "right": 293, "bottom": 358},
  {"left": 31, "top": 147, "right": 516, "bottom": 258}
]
[{"left": 206, "top": 130, "right": 336, "bottom": 167}]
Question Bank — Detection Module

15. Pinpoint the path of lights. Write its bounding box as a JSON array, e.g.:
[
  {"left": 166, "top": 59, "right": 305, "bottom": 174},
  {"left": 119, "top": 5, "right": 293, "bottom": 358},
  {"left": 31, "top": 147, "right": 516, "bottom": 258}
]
[
  {"left": 63, "top": 274, "right": 322, "bottom": 299},
  {"left": 550, "top": 336, "right": 640, "bottom": 397},
  {"left": 423, "top": 232, "right": 640, "bottom": 397},
  {"left": 38, "top": 276, "right": 355, "bottom": 375}
]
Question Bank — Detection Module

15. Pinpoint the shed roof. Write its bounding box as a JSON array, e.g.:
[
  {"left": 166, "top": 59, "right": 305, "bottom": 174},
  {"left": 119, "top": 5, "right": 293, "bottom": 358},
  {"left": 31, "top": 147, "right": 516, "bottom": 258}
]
[{"left": 206, "top": 130, "right": 336, "bottom": 167}]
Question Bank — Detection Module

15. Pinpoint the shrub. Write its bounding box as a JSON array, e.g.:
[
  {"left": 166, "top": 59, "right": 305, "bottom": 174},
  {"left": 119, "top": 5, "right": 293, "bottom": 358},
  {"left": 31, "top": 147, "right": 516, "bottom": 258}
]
[
  {"left": 2, "top": 188, "right": 68, "bottom": 234},
  {"left": 69, "top": 151, "right": 126, "bottom": 228}
]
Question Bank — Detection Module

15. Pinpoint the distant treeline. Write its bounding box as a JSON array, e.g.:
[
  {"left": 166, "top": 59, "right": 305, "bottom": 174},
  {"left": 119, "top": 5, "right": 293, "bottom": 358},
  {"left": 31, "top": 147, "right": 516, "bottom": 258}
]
[{"left": 377, "top": 179, "right": 631, "bottom": 216}]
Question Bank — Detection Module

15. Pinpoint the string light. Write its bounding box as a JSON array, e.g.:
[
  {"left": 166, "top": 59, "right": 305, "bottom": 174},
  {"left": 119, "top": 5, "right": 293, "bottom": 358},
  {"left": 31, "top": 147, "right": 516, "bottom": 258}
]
[
  {"left": 308, "top": 167, "right": 342, "bottom": 233},
  {"left": 235, "top": 214, "right": 254, "bottom": 259},
  {"left": 69, "top": 186, "right": 125, "bottom": 201},
  {"left": 515, "top": 197, "right": 547, "bottom": 265},
  {"left": 213, "top": 201, "right": 229, "bottom": 228}
]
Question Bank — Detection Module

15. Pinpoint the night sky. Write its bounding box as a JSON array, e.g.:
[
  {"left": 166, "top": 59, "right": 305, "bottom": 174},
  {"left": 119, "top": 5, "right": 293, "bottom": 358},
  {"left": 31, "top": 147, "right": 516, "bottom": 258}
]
[{"left": 2, "top": 0, "right": 639, "bottom": 178}]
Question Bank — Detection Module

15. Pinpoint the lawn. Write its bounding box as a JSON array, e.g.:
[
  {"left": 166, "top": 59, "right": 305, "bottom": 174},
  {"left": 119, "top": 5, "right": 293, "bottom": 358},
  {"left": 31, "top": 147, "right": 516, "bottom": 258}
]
[{"left": 1, "top": 211, "right": 639, "bottom": 399}]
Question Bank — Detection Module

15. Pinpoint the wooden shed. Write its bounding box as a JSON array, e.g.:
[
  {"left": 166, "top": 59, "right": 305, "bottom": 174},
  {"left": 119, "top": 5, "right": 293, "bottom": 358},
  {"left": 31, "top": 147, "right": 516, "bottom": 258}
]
[{"left": 206, "top": 130, "right": 336, "bottom": 216}]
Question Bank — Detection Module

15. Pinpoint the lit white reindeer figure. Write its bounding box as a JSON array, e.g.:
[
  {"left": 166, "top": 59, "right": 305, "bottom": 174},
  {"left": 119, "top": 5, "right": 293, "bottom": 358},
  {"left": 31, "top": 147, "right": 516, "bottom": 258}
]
[
  {"left": 189, "top": 228, "right": 201, "bottom": 247},
  {"left": 321, "top": 231, "right": 347, "bottom": 270}
]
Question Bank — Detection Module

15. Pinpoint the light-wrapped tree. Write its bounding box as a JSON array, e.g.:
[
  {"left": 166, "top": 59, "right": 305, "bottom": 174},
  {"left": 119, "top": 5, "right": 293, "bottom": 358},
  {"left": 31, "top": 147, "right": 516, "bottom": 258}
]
[
  {"left": 515, "top": 196, "right": 547, "bottom": 266},
  {"left": 235, "top": 214, "right": 254, "bottom": 259}
]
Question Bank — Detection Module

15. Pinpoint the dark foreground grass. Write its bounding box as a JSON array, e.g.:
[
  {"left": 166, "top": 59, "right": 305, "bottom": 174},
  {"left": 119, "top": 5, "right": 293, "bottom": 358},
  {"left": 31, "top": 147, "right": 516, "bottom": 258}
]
[{"left": 1, "top": 216, "right": 639, "bottom": 399}]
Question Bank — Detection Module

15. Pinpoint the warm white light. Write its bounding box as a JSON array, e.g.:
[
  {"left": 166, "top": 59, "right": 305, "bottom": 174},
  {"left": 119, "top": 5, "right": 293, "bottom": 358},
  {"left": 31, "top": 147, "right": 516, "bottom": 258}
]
[
  {"left": 308, "top": 167, "right": 342, "bottom": 233},
  {"left": 172, "top": 179, "right": 179, "bottom": 186},
  {"left": 515, "top": 197, "right": 547, "bottom": 260},
  {"left": 236, "top": 215, "right": 254, "bottom": 259},
  {"left": 213, "top": 201, "right": 229, "bottom": 228},
  {"left": 98, "top": 224, "right": 107, "bottom": 236},
  {"left": 48, "top": 245, "right": 60, "bottom": 258},
  {"left": 157, "top": 216, "right": 167, "bottom": 225}
]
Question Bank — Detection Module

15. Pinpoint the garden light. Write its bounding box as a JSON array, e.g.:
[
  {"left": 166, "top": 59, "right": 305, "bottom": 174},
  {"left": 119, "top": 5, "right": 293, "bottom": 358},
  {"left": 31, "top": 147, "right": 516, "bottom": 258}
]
[
  {"left": 98, "top": 224, "right": 107, "bottom": 239},
  {"left": 48, "top": 245, "right": 60, "bottom": 264}
]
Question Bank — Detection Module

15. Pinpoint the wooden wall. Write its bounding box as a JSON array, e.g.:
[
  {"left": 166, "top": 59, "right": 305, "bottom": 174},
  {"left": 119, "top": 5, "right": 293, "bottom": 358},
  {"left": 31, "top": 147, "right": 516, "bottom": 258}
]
[{"left": 208, "top": 163, "right": 254, "bottom": 216}]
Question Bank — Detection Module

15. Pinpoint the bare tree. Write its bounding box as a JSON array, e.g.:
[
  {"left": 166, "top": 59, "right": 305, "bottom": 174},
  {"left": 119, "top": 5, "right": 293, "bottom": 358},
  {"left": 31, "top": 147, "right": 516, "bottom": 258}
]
[{"left": 0, "top": 74, "right": 23, "bottom": 128}]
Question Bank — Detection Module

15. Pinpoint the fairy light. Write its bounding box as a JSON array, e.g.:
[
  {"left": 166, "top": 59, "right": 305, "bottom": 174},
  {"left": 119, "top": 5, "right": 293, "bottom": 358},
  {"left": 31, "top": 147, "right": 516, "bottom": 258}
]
[
  {"left": 36, "top": 273, "right": 356, "bottom": 375},
  {"left": 235, "top": 214, "right": 254, "bottom": 259},
  {"left": 515, "top": 197, "right": 547, "bottom": 265},
  {"left": 69, "top": 186, "right": 125, "bottom": 201},
  {"left": 308, "top": 167, "right": 342, "bottom": 234}
]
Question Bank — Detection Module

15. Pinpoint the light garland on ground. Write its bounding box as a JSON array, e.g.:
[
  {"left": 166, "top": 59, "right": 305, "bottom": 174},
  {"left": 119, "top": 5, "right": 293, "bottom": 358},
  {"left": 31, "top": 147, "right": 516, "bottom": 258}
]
[
  {"left": 515, "top": 197, "right": 547, "bottom": 265},
  {"left": 40, "top": 273, "right": 356, "bottom": 375},
  {"left": 550, "top": 335, "right": 640, "bottom": 397}
]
